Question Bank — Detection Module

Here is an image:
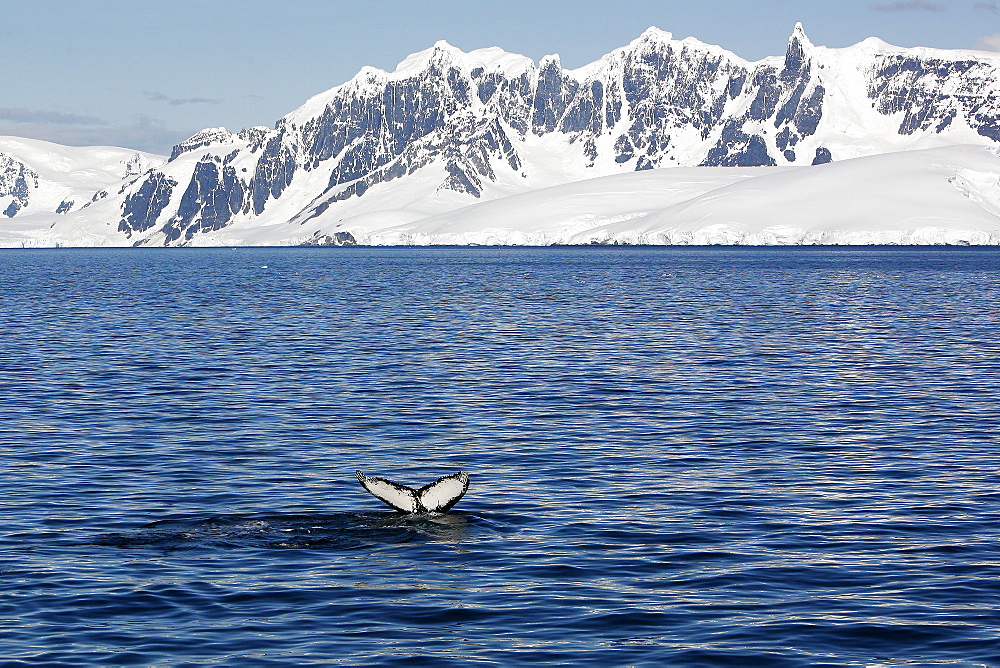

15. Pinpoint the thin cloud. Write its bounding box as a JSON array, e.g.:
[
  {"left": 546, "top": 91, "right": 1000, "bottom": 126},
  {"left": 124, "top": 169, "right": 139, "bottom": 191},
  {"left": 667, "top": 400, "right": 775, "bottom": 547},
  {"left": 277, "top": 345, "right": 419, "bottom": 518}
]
[
  {"left": 973, "top": 1, "right": 999, "bottom": 11},
  {"left": 144, "top": 91, "right": 224, "bottom": 106},
  {"left": 870, "top": 0, "right": 945, "bottom": 10},
  {"left": 977, "top": 33, "right": 1000, "bottom": 50},
  {"left": 0, "top": 107, "right": 107, "bottom": 126}
]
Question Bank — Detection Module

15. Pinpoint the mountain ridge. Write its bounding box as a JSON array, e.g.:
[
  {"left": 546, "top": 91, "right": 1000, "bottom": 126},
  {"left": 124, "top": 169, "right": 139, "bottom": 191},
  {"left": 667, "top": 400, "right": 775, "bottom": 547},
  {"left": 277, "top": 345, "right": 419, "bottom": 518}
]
[{"left": 2, "top": 24, "right": 1000, "bottom": 247}]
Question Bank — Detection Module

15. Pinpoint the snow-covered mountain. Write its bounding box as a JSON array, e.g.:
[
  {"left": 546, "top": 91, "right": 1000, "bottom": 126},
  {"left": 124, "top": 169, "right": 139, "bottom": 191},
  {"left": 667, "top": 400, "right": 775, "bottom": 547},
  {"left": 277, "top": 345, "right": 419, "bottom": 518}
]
[
  {"left": 0, "top": 136, "right": 162, "bottom": 219},
  {"left": 3, "top": 24, "right": 1000, "bottom": 247}
]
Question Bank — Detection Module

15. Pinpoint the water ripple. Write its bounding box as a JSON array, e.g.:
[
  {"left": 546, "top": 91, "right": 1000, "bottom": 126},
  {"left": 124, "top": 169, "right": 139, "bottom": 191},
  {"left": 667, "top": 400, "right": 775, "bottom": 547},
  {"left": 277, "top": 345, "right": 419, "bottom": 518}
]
[{"left": 1, "top": 247, "right": 998, "bottom": 665}]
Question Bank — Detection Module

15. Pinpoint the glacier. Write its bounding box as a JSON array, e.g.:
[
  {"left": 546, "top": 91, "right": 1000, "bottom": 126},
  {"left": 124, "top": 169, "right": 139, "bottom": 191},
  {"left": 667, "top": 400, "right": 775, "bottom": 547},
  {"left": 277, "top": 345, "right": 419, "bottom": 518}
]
[{"left": 2, "top": 23, "right": 1000, "bottom": 247}]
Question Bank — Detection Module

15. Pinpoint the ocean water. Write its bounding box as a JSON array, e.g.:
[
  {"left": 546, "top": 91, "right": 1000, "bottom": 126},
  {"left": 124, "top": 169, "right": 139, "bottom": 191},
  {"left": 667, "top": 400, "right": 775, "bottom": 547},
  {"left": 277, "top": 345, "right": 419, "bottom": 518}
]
[{"left": 1, "top": 246, "right": 998, "bottom": 666}]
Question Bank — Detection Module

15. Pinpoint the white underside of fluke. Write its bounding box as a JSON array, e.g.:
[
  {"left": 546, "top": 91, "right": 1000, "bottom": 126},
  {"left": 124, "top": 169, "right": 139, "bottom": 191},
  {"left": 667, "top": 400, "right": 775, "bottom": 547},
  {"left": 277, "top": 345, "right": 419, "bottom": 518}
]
[{"left": 355, "top": 471, "right": 471, "bottom": 514}]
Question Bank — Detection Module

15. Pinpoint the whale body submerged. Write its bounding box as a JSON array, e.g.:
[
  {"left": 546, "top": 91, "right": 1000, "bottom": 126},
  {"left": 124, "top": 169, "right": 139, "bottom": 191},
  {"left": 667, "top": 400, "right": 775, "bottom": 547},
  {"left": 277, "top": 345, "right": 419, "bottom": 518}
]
[{"left": 355, "top": 470, "right": 471, "bottom": 514}]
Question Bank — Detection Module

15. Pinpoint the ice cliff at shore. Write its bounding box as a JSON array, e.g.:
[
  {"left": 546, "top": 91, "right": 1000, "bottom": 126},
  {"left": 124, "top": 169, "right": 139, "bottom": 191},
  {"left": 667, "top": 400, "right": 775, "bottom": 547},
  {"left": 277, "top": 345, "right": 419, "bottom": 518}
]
[{"left": 3, "top": 24, "right": 1000, "bottom": 247}]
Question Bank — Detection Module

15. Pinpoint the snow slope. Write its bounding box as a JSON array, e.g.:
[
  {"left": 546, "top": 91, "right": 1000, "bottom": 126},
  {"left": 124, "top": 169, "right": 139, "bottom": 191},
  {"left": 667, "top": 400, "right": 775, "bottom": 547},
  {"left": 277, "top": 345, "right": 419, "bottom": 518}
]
[
  {"left": 353, "top": 145, "right": 1000, "bottom": 246},
  {"left": 5, "top": 144, "right": 997, "bottom": 247},
  {"left": 594, "top": 144, "right": 1000, "bottom": 245},
  {"left": 359, "top": 166, "right": 786, "bottom": 245}
]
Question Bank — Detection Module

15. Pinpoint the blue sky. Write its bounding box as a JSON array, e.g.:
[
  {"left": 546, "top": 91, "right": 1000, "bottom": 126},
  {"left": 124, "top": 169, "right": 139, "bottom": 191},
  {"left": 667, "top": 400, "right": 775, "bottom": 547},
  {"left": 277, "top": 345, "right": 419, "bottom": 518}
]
[{"left": 3, "top": 0, "right": 998, "bottom": 154}]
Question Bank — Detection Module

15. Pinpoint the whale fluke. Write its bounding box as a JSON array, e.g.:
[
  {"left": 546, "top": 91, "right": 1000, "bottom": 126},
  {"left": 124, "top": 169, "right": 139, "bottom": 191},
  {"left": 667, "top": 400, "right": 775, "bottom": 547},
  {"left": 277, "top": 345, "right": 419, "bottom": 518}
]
[{"left": 355, "top": 470, "right": 470, "bottom": 514}]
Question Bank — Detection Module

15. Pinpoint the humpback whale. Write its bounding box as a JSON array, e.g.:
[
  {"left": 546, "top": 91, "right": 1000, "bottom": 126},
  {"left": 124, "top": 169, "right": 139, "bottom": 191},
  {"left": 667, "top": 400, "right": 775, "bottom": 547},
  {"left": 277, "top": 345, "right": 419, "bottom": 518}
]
[{"left": 355, "top": 471, "right": 470, "bottom": 514}]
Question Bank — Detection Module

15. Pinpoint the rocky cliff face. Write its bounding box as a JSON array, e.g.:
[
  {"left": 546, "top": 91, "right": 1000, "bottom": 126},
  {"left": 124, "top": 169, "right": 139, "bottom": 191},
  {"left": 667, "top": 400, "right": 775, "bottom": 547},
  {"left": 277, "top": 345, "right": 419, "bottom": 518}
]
[
  {"left": 0, "top": 153, "right": 39, "bottom": 218},
  {"left": 91, "top": 24, "right": 1000, "bottom": 245}
]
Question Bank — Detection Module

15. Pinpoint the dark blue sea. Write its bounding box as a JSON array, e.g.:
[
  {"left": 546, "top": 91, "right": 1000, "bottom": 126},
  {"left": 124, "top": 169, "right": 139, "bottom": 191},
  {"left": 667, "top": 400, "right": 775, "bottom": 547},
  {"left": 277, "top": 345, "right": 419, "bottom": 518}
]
[{"left": 1, "top": 246, "right": 998, "bottom": 666}]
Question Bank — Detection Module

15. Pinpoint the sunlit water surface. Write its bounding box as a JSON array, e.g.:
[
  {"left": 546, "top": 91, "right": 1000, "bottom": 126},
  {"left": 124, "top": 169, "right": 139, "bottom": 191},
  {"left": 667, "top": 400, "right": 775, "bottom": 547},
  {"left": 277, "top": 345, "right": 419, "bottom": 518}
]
[{"left": 1, "top": 247, "right": 998, "bottom": 666}]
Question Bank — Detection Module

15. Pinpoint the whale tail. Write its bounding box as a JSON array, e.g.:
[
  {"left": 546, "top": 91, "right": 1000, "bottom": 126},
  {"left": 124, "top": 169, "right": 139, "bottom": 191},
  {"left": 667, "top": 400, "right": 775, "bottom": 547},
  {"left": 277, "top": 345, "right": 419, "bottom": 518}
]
[{"left": 355, "top": 470, "right": 470, "bottom": 514}]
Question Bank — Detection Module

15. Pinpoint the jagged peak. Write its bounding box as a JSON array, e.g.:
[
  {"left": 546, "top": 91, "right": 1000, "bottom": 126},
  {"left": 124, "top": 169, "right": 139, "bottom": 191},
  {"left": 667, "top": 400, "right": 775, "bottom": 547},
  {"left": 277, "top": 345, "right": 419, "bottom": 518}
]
[
  {"left": 352, "top": 65, "right": 389, "bottom": 83},
  {"left": 791, "top": 22, "right": 810, "bottom": 45},
  {"left": 393, "top": 39, "right": 466, "bottom": 76},
  {"left": 598, "top": 25, "right": 749, "bottom": 70},
  {"left": 387, "top": 39, "right": 536, "bottom": 80},
  {"left": 286, "top": 65, "right": 391, "bottom": 123},
  {"left": 622, "top": 26, "right": 677, "bottom": 52},
  {"left": 638, "top": 26, "right": 674, "bottom": 42},
  {"left": 788, "top": 21, "right": 813, "bottom": 52},
  {"left": 285, "top": 41, "right": 537, "bottom": 125},
  {"left": 169, "top": 127, "right": 236, "bottom": 161},
  {"left": 276, "top": 21, "right": 1000, "bottom": 143},
  {"left": 190, "top": 127, "right": 232, "bottom": 138},
  {"left": 782, "top": 22, "right": 814, "bottom": 77}
]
